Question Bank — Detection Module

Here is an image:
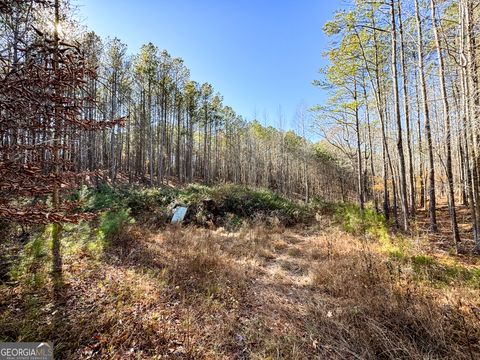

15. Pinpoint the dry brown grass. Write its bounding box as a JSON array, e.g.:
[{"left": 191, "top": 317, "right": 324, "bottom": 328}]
[
  {"left": 310, "top": 233, "right": 479, "bottom": 359},
  {"left": 0, "top": 221, "right": 479, "bottom": 359}
]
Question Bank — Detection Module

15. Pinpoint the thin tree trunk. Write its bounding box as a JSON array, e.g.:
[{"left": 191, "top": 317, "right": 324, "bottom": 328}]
[
  {"left": 397, "top": 0, "right": 416, "bottom": 217},
  {"left": 390, "top": 0, "right": 409, "bottom": 231},
  {"left": 431, "top": 0, "right": 461, "bottom": 249},
  {"left": 52, "top": 0, "right": 62, "bottom": 285},
  {"left": 354, "top": 80, "right": 364, "bottom": 211},
  {"left": 415, "top": 0, "right": 437, "bottom": 232}
]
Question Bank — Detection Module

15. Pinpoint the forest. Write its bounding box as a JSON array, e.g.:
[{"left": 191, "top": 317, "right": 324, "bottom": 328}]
[{"left": 0, "top": 0, "right": 479, "bottom": 359}]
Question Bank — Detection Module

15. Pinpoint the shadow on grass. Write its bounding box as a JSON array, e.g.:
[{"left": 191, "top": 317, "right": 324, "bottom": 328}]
[{"left": 2, "top": 222, "right": 479, "bottom": 359}]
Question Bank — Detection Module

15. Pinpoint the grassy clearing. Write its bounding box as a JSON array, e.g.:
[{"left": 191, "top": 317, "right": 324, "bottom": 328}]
[{"left": 0, "top": 186, "right": 479, "bottom": 359}]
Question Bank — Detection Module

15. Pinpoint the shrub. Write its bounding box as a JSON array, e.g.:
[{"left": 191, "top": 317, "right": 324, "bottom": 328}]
[
  {"left": 123, "top": 187, "right": 179, "bottom": 214},
  {"left": 73, "top": 183, "right": 317, "bottom": 228},
  {"left": 176, "top": 184, "right": 214, "bottom": 205},
  {"left": 334, "top": 203, "right": 389, "bottom": 242},
  {"left": 71, "top": 184, "right": 124, "bottom": 212},
  {"left": 98, "top": 208, "right": 135, "bottom": 241},
  {"left": 212, "top": 184, "right": 308, "bottom": 224}
]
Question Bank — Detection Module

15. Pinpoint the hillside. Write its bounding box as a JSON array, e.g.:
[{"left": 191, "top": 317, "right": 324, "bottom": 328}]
[
  {"left": 1, "top": 185, "right": 479, "bottom": 359},
  {"left": 2, "top": 0, "right": 480, "bottom": 358}
]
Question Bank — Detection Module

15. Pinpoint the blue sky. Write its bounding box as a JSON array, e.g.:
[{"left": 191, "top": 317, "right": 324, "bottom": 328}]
[{"left": 76, "top": 0, "right": 341, "bottom": 130}]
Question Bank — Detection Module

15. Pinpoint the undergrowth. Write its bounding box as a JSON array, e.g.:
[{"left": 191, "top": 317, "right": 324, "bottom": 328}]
[
  {"left": 1, "top": 184, "right": 479, "bottom": 359},
  {"left": 333, "top": 202, "right": 389, "bottom": 242},
  {"left": 333, "top": 202, "right": 480, "bottom": 289},
  {"left": 73, "top": 183, "right": 318, "bottom": 229}
]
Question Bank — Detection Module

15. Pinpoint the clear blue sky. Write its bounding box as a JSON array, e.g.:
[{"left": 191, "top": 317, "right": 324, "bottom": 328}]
[{"left": 76, "top": 0, "right": 340, "bottom": 130}]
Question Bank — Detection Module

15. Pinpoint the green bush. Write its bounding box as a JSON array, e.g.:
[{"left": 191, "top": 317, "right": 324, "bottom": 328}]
[
  {"left": 123, "top": 187, "right": 178, "bottom": 214},
  {"left": 98, "top": 208, "right": 135, "bottom": 240},
  {"left": 177, "top": 184, "right": 214, "bottom": 205},
  {"left": 73, "top": 184, "right": 179, "bottom": 216},
  {"left": 72, "top": 183, "right": 317, "bottom": 228},
  {"left": 334, "top": 203, "right": 389, "bottom": 242},
  {"left": 211, "top": 184, "right": 308, "bottom": 223},
  {"left": 71, "top": 184, "right": 123, "bottom": 212}
]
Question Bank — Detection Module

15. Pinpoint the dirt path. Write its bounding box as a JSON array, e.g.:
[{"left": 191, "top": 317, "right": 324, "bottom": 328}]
[{"left": 2, "top": 223, "right": 478, "bottom": 359}]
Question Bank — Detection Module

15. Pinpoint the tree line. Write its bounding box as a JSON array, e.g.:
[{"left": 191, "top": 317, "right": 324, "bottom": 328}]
[
  {"left": 0, "top": 0, "right": 356, "bottom": 226},
  {"left": 317, "top": 0, "right": 480, "bottom": 251}
]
